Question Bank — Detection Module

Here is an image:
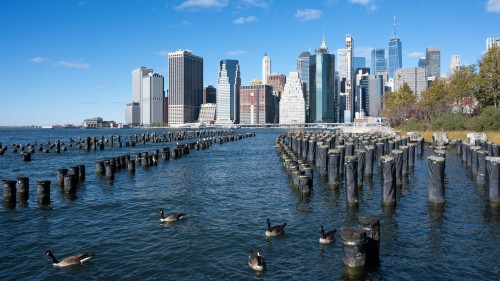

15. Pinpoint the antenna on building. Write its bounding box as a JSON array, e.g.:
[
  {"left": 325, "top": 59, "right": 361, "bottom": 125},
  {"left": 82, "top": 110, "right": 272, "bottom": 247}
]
[{"left": 393, "top": 16, "right": 397, "bottom": 38}]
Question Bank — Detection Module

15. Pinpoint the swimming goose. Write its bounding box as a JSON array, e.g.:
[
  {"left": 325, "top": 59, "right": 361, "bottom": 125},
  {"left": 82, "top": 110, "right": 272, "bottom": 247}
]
[
  {"left": 319, "top": 226, "right": 336, "bottom": 244},
  {"left": 159, "top": 209, "right": 185, "bottom": 222},
  {"left": 265, "top": 218, "right": 287, "bottom": 237},
  {"left": 248, "top": 250, "right": 266, "bottom": 271},
  {"left": 43, "top": 250, "right": 94, "bottom": 268}
]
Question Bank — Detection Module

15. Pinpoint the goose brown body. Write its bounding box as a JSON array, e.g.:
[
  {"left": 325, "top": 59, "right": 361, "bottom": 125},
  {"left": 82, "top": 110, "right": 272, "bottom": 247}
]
[
  {"left": 160, "top": 209, "right": 185, "bottom": 222},
  {"left": 43, "top": 250, "right": 95, "bottom": 268},
  {"left": 319, "top": 226, "right": 336, "bottom": 244},
  {"left": 248, "top": 250, "right": 266, "bottom": 271},
  {"left": 265, "top": 218, "right": 287, "bottom": 237}
]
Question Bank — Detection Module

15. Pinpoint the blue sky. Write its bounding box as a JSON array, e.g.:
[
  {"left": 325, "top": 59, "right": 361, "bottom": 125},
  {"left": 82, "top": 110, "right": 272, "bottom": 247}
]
[{"left": 1, "top": 0, "right": 499, "bottom": 126}]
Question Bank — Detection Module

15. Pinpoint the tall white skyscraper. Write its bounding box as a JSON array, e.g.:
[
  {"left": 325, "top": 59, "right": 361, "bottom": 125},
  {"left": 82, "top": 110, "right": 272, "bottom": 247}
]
[
  {"left": 262, "top": 54, "right": 271, "bottom": 84},
  {"left": 486, "top": 37, "right": 500, "bottom": 51},
  {"left": 216, "top": 59, "right": 240, "bottom": 124},
  {"left": 345, "top": 34, "right": 354, "bottom": 123},
  {"left": 132, "top": 66, "right": 153, "bottom": 103},
  {"left": 141, "top": 73, "right": 164, "bottom": 126},
  {"left": 450, "top": 55, "right": 461, "bottom": 76},
  {"left": 279, "top": 72, "right": 305, "bottom": 124}
]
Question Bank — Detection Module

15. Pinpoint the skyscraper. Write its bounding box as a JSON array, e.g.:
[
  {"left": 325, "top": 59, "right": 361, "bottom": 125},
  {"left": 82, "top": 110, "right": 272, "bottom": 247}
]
[
  {"left": 239, "top": 84, "right": 274, "bottom": 124},
  {"left": 296, "top": 51, "right": 310, "bottom": 121},
  {"left": 310, "top": 38, "right": 336, "bottom": 123},
  {"left": 141, "top": 73, "right": 165, "bottom": 126},
  {"left": 129, "top": 66, "right": 153, "bottom": 125},
  {"left": 216, "top": 59, "right": 241, "bottom": 124},
  {"left": 353, "top": 57, "right": 366, "bottom": 72},
  {"left": 394, "top": 67, "right": 427, "bottom": 97},
  {"left": 371, "top": 48, "right": 387, "bottom": 75},
  {"left": 450, "top": 55, "right": 460, "bottom": 76},
  {"left": 168, "top": 50, "right": 203, "bottom": 125},
  {"left": 262, "top": 54, "right": 271, "bottom": 85},
  {"left": 344, "top": 35, "right": 354, "bottom": 122},
  {"left": 203, "top": 85, "right": 216, "bottom": 104},
  {"left": 418, "top": 57, "right": 427, "bottom": 68},
  {"left": 426, "top": 47, "right": 441, "bottom": 79},
  {"left": 486, "top": 37, "right": 500, "bottom": 51},
  {"left": 388, "top": 17, "right": 402, "bottom": 79},
  {"left": 279, "top": 72, "right": 305, "bottom": 124}
]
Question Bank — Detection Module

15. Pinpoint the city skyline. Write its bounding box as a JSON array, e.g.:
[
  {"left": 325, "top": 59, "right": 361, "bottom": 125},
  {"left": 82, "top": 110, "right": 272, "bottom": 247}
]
[{"left": 1, "top": 0, "right": 499, "bottom": 126}]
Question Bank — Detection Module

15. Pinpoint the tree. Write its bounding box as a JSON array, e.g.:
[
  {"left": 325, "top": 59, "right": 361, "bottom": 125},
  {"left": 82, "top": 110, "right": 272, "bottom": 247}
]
[
  {"left": 416, "top": 79, "right": 451, "bottom": 123},
  {"left": 382, "top": 83, "right": 417, "bottom": 127},
  {"left": 478, "top": 45, "right": 500, "bottom": 108}
]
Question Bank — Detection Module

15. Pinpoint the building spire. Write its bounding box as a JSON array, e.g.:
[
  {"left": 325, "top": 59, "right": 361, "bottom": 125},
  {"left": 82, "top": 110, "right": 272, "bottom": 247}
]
[
  {"left": 320, "top": 37, "right": 328, "bottom": 50},
  {"left": 393, "top": 16, "right": 397, "bottom": 38}
]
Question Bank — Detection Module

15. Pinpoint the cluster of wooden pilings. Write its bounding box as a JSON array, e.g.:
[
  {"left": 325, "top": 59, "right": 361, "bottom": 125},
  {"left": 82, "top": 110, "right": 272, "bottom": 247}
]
[
  {"left": 454, "top": 139, "right": 500, "bottom": 207},
  {"left": 2, "top": 131, "right": 256, "bottom": 209},
  {"left": 276, "top": 130, "right": 425, "bottom": 207},
  {"left": 0, "top": 130, "right": 238, "bottom": 162},
  {"left": 341, "top": 216, "right": 380, "bottom": 274}
]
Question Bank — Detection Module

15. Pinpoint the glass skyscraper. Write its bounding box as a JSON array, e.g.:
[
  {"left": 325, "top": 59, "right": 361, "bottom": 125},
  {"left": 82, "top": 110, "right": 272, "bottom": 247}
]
[
  {"left": 216, "top": 59, "right": 241, "bottom": 124},
  {"left": 296, "top": 51, "right": 310, "bottom": 122},
  {"left": 388, "top": 17, "right": 402, "bottom": 78},
  {"left": 309, "top": 39, "right": 336, "bottom": 123},
  {"left": 426, "top": 47, "right": 441, "bottom": 79},
  {"left": 371, "top": 48, "right": 387, "bottom": 75}
]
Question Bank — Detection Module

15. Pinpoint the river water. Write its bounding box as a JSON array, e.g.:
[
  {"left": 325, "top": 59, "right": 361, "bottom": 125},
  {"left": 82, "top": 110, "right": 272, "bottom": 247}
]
[{"left": 0, "top": 128, "right": 498, "bottom": 280}]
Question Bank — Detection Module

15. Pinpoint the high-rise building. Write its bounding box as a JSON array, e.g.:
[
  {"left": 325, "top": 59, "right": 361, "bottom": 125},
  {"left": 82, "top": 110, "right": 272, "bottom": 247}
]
[
  {"left": 239, "top": 84, "right": 274, "bottom": 124},
  {"left": 450, "top": 55, "right": 461, "bottom": 76},
  {"left": 262, "top": 54, "right": 271, "bottom": 85},
  {"left": 125, "top": 102, "right": 140, "bottom": 126},
  {"left": 128, "top": 66, "right": 153, "bottom": 125},
  {"left": 418, "top": 57, "right": 427, "bottom": 68},
  {"left": 337, "top": 48, "right": 348, "bottom": 80},
  {"left": 344, "top": 35, "right": 354, "bottom": 122},
  {"left": 354, "top": 68, "right": 370, "bottom": 115},
  {"left": 141, "top": 73, "right": 165, "bottom": 126},
  {"left": 279, "top": 72, "right": 305, "bottom": 124},
  {"left": 486, "top": 37, "right": 500, "bottom": 51},
  {"left": 203, "top": 85, "right": 216, "bottom": 104},
  {"left": 426, "top": 47, "right": 441, "bottom": 79},
  {"left": 168, "top": 50, "right": 203, "bottom": 125},
  {"left": 371, "top": 48, "right": 387, "bottom": 75},
  {"left": 388, "top": 17, "right": 402, "bottom": 79},
  {"left": 216, "top": 59, "right": 241, "bottom": 124},
  {"left": 353, "top": 57, "right": 366, "bottom": 72},
  {"left": 310, "top": 38, "right": 336, "bottom": 123},
  {"left": 296, "top": 51, "right": 310, "bottom": 121},
  {"left": 367, "top": 75, "right": 384, "bottom": 117},
  {"left": 394, "top": 67, "right": 427, "bottom": 97},
  {"left": 267, "top": 73, "right": 286, "bottom": 98}
]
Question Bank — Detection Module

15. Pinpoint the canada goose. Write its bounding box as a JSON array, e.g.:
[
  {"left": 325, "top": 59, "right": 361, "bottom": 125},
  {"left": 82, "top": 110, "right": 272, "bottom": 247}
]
[
  {"left": 319, "top": 226, "right": 336, "bottom": 244},
  {"left": 265, "top": 218, "right": 287, "bottom": 237},
  {"left": 42, "top": 250, "right": 94, "bottom": 268},
  {"left": 248, "top": 250, "right": 266, "bottom": 271},
  {"left": 159, "top": 209, "right": 185, "bottom": 222}
]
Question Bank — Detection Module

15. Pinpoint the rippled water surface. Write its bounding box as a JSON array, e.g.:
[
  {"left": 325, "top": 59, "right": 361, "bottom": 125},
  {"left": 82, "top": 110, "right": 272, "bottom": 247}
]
[{"left": 0, "top": 128, "right": 499, "bottom": 280}]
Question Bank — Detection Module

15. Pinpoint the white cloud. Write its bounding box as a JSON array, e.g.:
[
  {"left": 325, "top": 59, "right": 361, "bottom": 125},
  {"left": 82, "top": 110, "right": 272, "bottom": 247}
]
[
  {"left": 156, "top": 50, "right": 169, "bottom": 57},
  {"left": 354, "top": 46, "right": 373, "bottom": 57},
  {"left": 408, "top": 51, "right": 424, "bottom": 58},
  {"left": 233, "top": 16, "right": 257, "bottom": 24},
  {"left": 348, "top": 0, "right": 377, "bottom": 12},
  {"left": 57, "top": 60, "right": 90, "bottom": 69},
  {"left": 175, "top": 0, "right": 228, "bottom": 10},
  {"left": 487, "top": 0, "right": 500, "bottom": 13},
  {"left": 30, "top": 56, "right": 49, "bottom": 63},
  {"left": 182, "top": 20, "right": 193, "bottom": 25},
  {"left": 227, "top": 50, "right": 248, "bottom": 56},
  {"left": 241, "top": 0, "right": 269, "bottom": 9},
  {"left": 295, "top": 9, "right": 322, "bottom": 22}
]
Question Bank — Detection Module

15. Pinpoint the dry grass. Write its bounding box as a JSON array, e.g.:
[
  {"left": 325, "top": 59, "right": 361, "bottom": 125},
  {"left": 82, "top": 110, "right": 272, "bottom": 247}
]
[{"left": 400, "top": 130, "right": 500, "bottom": 144}]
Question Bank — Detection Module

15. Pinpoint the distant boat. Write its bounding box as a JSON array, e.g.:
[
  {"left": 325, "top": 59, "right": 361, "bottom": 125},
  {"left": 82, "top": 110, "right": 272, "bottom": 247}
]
[{"left": 41, "top": 125, "right": 53, "bottom": 129}]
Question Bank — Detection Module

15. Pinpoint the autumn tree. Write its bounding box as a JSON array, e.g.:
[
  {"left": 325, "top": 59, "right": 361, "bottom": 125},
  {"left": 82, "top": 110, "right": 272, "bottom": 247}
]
[
  {"left": 416, "top": 79, "right": 451, "bottom": 123},
  {"left": 382, "top": 83, "right": 417, "bottom": 127},
  {"left": 478, "top": 45, "right": 500, "bottom": 108}
]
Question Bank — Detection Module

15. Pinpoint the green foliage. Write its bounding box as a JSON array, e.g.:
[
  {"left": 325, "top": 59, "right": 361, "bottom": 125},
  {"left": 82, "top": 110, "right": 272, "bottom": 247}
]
[
  {"left": 464, "top": 106, "right": 500, "bottom": 131},
  {"left": 382, "top": 83, "right": 417, "bottom": 127},
  {"left": 478, "top": 46, "right": 500, "bottom": 108},
  {"left": 431, "top": 113, "right": 467, "bottom": 130},
  {"left": 401, "top": 117, "right": 427, "bottom": 131}
]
